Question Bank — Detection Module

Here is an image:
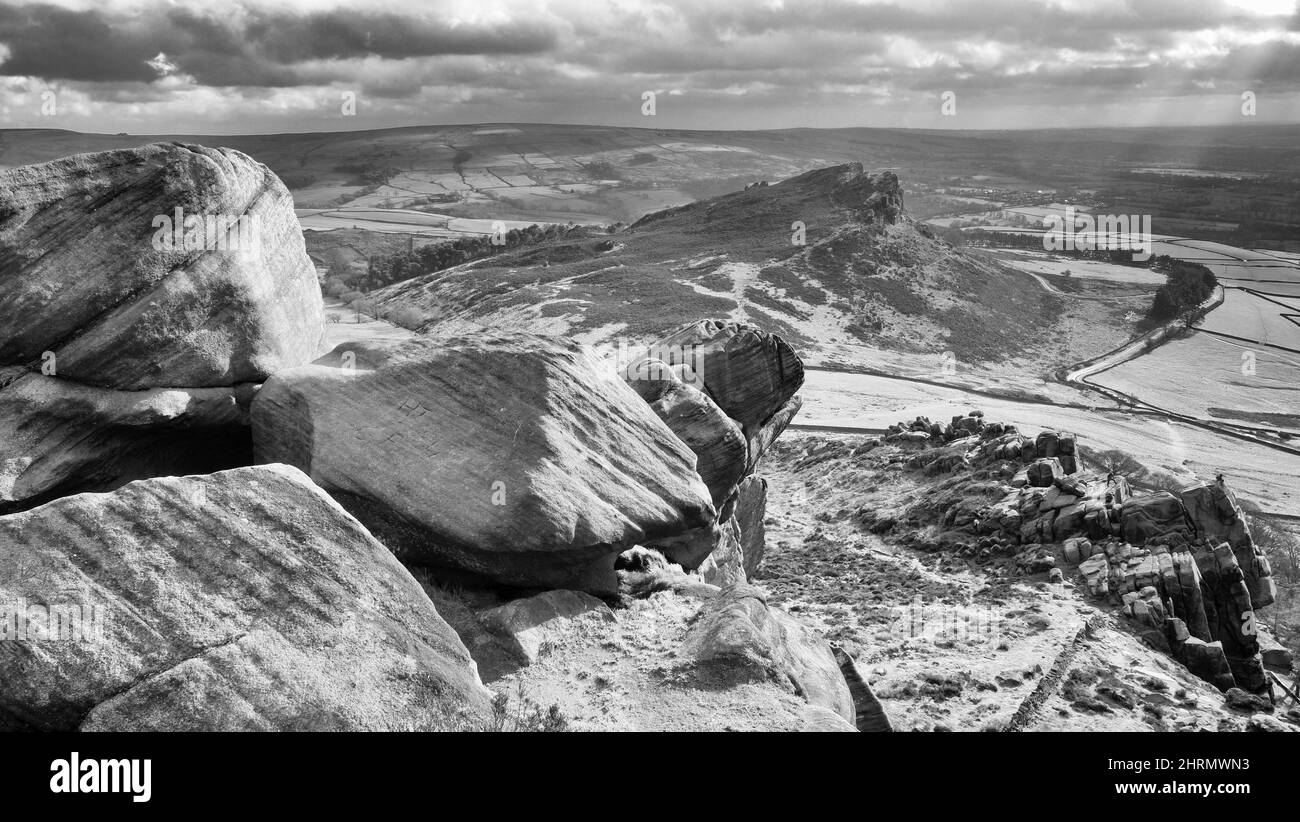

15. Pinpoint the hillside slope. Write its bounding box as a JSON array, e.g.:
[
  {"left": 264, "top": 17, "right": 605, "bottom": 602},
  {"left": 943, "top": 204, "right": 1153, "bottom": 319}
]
[{"left": 370, "top": 162, "right": 1131, "bottom": 391}]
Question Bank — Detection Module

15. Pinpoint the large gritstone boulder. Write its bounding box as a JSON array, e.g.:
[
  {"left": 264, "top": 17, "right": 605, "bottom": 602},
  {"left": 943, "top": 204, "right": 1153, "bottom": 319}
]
[
  {"left": 0, "top": 465, "right": 492, "bottom": 731},
  {"left": 625, "top": 363, "right": 747, "bottom": 507},
  {"left": 652, "top": 319, "right": 804, "bottom": 440},
  {"left": 682, "top": 584, "right": 854, "bottom": 725},
  {"left": 0, "top": 373, "right": 254, "bottom": 508},
  {"left": 251, "top": 335, "right": 716, "bottom": 594},
  {"left": 0, "top": 143, "right": 323, "bottom": 389},
  {"left": 833, "top": 647, "right": 893, "bottom": 732},
  {"left": 623, "top": 321, "right": 803, "bottom": 582},
  {"left": 0, "top": 143, "right": 323, "bottom": 505}
]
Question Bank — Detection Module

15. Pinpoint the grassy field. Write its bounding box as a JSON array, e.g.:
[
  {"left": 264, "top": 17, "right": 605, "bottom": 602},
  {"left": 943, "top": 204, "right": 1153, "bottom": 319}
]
[{"left": 1092, "top": 331, "right": 1300, "bottom": 434}]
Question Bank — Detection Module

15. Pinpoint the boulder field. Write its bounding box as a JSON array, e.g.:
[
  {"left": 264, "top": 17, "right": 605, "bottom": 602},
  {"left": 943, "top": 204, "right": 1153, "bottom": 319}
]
[
  {"left": 0, "top": 145, "right": 880, "bottom": 732},
  {"left": 0, "top": 143, "right": 323, "bottom": 507},
  {"left": 250, "top": 335, "right": 717, "bottom": 594}
]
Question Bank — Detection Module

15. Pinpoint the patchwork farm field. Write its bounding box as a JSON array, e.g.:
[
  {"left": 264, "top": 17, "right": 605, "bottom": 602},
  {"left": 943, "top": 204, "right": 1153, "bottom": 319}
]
[
  {"left": 1199, "top": 288, "right": 1300, "bottom": 349},
  {"left": 982, "top": 249, "right": 1168, "bottom": 286},
  {"left": 1091, "top": 332, "right": 1300, "bottom": 435}
]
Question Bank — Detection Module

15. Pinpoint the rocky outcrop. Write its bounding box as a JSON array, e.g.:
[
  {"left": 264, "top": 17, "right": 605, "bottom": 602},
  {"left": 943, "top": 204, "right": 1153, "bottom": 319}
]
[
  {"left": 653, "top": 320, "right": 804, "bottom": 440},
  {"left": 0, "top": 465, "right": 491, "bottom": 731},
  {"left": 0, "top": 373, "right": 254, "bottom": 507},
  {"left": 894, "top": 418, "right": 1278, "bottom": 695},
  {"left": 252, "top": 335, "right": 715, "bottom": 594},
  {"left": 627, "top": 321, "right": 803, "bottom": 582},
  {"left": 682, "top": 584, "right": 854, "bottom": 725},
  {"left": 0, "top": 143, "right": 323, "bottom": 506},
  {"left": 627, "top": 365, "right": 747, "bottom": 506},
  {"left": 0, "top": 143, "right": 323, "bottom": 389},
  {"left": 698, "top": 519, "right": 747, "bottom": 587},
  {"left": 799, "top": 705, "right": 858, "bottom": 732},
  {"left": 1181, "top": 482, "right": 1276, "bottom": 608},
  {"left": 832, "top": 167, "right": 905, "bottom": 224}
]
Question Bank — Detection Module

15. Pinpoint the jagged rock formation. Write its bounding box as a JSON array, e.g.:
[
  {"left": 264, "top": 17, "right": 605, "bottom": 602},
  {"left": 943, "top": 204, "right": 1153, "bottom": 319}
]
[
  {"left": 654, "top": 319, "right": 805, "bottom": 441},
  {"left": 829, "top": 167, "right": 905, "bottom": 224},
  {"left": 251, "top": 335, "right": 716, "bottom": 593},
  {"left": 734, "top": 476, "right": 768, "bottom": 579},
  {"left": 626, "top": 366, "right": 747, "bottom": 506},
  {"left": 891, "top": 416, "right": 1278, "bottom": 695},
  {"left": 0, "top": 143, "right": 323, "bottom": 506},
  {"left": 1182, "top": 483, "right": 1276, "bottom": 608},
  {"left": 0, "top": 465, "right": 491, "bottom": 731},
  {"left": 625, "top": 320, "right": 803, "bottom": 582}
]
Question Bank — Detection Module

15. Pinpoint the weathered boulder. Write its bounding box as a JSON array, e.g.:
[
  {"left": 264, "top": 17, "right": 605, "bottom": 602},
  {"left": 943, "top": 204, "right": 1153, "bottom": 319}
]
[
  {"left": 1120, "top": 492, "right": 1190, "bottom": 546},
  {"left": 733, "top": 475, "right": 768, "bottom": 578},
  {"left": 1180, "top": 638, "right": 1236, "bottom": 691},
  {"left": 746, "top": 394, "right": 803, "bottom": 471},
  {"left": 698, "top": 518, "right": 747, "bottom": 587},
  {"left": 833, "top": 647, "right": 893, "bottom": 732},
  {"left": 1246, "top": 714, "right": 1297, "bottom": 732},
  {"left": 479, "top": 590, "right": 615, "bottom": 665},
  {"left": 640, "top": 376, "right": 747, "bottom": 507},
  {"left": 0, "top": 465, "right": 491, "bottom": 731},
  {"left": 0, "top": 143, "right": 323, "bottom": 389},
  {"left": 0, "top": 373, "right": 253, "bottom": 507},
  {"left": 252, "top": 335, "right": 715, "bottom": 593},
  {"left": 1026, "top": 458, "right": 1063, "bottom": 488},
  {"left": 1225, "top": 687, "right": 1273, "bottom": 714},
  {"left": 1262, "top": 648, "right": 1294, "bottom": 671},
  {"left": 682, "top": 584, "right": 854, "bottom": 724},
  {"left": 652, "top": 320, "right": 804, "bottom": 439}
]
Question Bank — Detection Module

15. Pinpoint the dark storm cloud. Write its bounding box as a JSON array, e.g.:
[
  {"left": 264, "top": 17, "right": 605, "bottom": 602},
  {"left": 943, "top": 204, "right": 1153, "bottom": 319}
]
[
  {"left": 0, "top": 0, "right": 1296, "bottom": 131},
  {"left": 0, "top": 3, "right": 158, "bottom": 81},
  {"left": 0, "top": 3, "right": 557, "bottom": 86}
]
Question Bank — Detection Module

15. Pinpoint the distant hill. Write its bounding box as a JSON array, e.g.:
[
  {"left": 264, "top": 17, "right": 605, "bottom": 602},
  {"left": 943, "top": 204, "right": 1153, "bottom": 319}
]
[
  {"left": 4, "top": 123, "right": 1299, "bottom": 236},
  {"left": 369, "top": 162, "right": 1068, "bottom": 375}
]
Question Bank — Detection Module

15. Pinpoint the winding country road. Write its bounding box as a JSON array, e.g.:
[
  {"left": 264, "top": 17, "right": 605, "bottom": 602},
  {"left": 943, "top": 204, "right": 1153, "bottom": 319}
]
[{"left": 791, "top": 235, "right": 1300, "bottom": 516}]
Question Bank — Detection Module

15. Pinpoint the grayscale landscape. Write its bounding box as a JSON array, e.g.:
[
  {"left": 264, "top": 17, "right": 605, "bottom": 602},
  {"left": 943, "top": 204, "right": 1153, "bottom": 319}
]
[{"left": 1, "top": 0, "right": 1298, "bottom": 735}]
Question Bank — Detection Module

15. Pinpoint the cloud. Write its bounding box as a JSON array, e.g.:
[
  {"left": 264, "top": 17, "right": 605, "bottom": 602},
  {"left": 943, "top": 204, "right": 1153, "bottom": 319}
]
[{"left": 0, "top": 0, "right": 1297, "bottom": 131}]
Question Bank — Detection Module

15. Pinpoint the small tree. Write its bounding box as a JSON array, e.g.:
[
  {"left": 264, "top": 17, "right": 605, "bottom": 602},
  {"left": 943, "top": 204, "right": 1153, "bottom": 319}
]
[
  {"left": 324, "top": 247, "right": 356, "bottom": 283},
  {"left": 388, "top": 305, "right": 424, "bottom": 331}
]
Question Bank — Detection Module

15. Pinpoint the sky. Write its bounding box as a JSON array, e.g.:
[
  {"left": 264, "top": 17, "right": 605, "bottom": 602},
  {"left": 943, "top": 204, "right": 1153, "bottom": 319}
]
[{"left": 0, "top": 0, "right": 1298, "bottom": 135}]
